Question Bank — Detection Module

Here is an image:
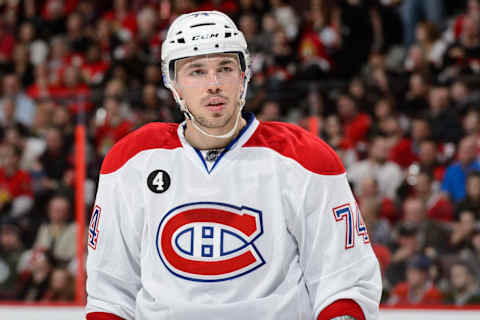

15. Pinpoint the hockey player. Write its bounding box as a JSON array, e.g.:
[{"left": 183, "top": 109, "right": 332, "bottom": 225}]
[{"left": 85, "top": 11, "right": 381, "bottom": 320}]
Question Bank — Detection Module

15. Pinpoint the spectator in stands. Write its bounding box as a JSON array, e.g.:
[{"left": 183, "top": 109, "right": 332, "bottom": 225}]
[
  {"left": 43, "top": 268, "right": 75, "bottom": 301},
  {"left": 348, "top": 77, "right": 371, "bottom": 113},
  {"left": 410, "top": 116, "right": 432, "bottom": 146},
  {"left": 450, "top": 209, "right": 477, "bottom": 251},
  {"left": 0, "top": 97, "right": 29, "bottom": 135},
  {"left": 11, "top": 43, "right": 35, "bottom": 88},
  {"left": 383, "top": 116, "right": 418, "bottom": 169},
  {"left": 268, "top": 0, "right": 298, "bottom": 41},
  {"left": 42, "top": 0, "right": 68, "bottom": 38},
  {"left": 445, "top": 260, "right": 480, "bottom": 305},
  {"left": 402, "top": 73, "right": 430, "bottom": 117},
  {"left": 388, "top": 254, "right": 444, "bottom": 306},
  {"left": 348, "top": 135, "right": 403, "bottom": 200},
  {"left": 463, "top": 109, "right": 480, "bottom": 153},
  {"left": 425, "top": 85, "right": 462, "bottom": 144},
  {"left": 335, "top": 0, "right": 378, "bottom": 77},
  {"left": 450, "top": 80, "right": 477, "bottom": 115},
  {"left": 401, "top": 197, "right": 448, "bottom": 255},
  {"left": 442, "top": 135, "right": 480, "bottom": 203},
  {"left": 102, "top": 0, "right": 137, "bottom": 41},
  {"left": 386, "top": 224, "right": 421, "bottom": 286},
  {"left": 66, "top": 11, "right": 90, "bottom": 54},
  {"left": 0, "top": 18, "right": 15, "bottom": 64},
  {"left": 95, "top": 91, "right": 133, "bottom": 157},
  {"left": 257, "top": 13, "right": 278, "bottom": 55},
  {"left": 82, "top": 43, "right": 110, "bottom": 86},
  {"left": 413, "top": 139, "right": 445, "bottom": 183},
  {"left": 452, "top": 0, "right": 480, "bottom": 41},
  {"left": 257, "top": 100, "right": 282, "bottom": 122},
  {"left": 412, "top": 171, "right": 454, "bottom": 222},
  {"left": 337, "top": 93, "right": 371, "bottom": 150},
  {"left": 460, "top": 228, "right": 480, "bottom": 281},
  {"left": 456, "top": 172, "right": 480, "bottom": 218},
  {"left": 414, "top": 21, "right": 446, "bottom": 69},
  {"left": 0, "top": 144, "right": 33, "bottom": 218},
  {"left": 358, "top": 194, "right": 392, "bottom": 246},
  {"left": 2, "top": 125, "right": 45, "bottom": 174},
  {"left": 404, "top": 45, "right": 430, "bottom": 75},
  {"left": 18, "top": 249, "right": 54, "bottom": 301},
  {"left": 33, "top": 194, "right": 76, "bottom": 266},
  {"left": 443, "top": 14, "right": 480, "bottom": 77},
  {"left": 357, "top": 175, "right": 398, "bottom": 225},
  {"left": 0, "top": 74, "right": 36, "bottom": 127},
  {"left": 38, "top": 126, "right": 70, "bottom": 191},
  {"left": 0, "top": 221, "right": 24, "bottom": 299},
  {"left": 136, "top": 6, "right": 161, "bottom": 60},
  {"left": 238, "top": 14, "right": 263, "bottom": 54},
  {"left": 400, "top": 0, "right": 445, "bottom": 47},
  {"left": 298, "top": 0, "right": 339, "bottom": 77},
  {"left": 323, "top": 114, "right": 358, "bottom": 169}
]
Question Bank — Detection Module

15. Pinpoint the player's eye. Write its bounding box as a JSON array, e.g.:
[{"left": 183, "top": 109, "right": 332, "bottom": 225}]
[
  {"left": 190, "top": 69, "right": 205, "bottom": 76},
  {"left": 219, "top": 66, "right": 233, "bottom": 73}
]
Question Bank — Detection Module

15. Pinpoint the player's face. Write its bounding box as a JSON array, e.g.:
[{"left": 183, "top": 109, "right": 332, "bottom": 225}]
[{"left": 174, "top": 53, "right": 244, "bottom": 133}]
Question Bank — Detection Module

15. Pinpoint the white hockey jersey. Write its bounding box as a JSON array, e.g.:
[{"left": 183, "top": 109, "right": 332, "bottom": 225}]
[{"left": 85, "top": 113, "right": 381, "bottom": 320}]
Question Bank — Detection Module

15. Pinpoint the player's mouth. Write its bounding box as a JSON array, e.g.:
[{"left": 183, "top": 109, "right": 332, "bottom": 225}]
[{"left": 205, "top": 97, "right": 227, "bottom": 112}]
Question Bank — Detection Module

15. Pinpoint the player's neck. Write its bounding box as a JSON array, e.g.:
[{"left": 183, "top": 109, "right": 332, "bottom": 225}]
[{"left": 184, "top": 117, "right": 247, "bottom": 150}]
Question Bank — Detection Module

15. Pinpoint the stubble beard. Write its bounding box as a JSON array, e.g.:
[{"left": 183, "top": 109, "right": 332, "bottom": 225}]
[{"left": 193, "top": 102, "right": 240, "bottom": 129}]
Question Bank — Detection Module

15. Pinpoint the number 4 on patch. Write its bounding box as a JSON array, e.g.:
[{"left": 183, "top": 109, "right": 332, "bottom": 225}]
[
  {"left": 88, "top": 205, "right": 102, "bottom": 250},
  {"left": 333, "top": 203, "right": 369, "bottom": 249}
]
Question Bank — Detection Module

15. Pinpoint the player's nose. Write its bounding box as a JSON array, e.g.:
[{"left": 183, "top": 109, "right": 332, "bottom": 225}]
[{"left": 206, "top": 69, "right": 221, "bottom": 91}]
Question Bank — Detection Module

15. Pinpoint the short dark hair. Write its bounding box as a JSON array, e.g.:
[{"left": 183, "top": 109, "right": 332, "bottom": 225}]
[{"left": 467, "top": 171, "right": 480, "bottom": 181}]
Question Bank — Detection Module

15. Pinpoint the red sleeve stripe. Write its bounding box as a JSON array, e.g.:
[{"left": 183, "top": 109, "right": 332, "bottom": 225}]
[
  {"left": 317, "top": 299, "right": 366, "bottom": 320},
  {"left": 86, "top": 312, "right": 125, "bottom": 320}
]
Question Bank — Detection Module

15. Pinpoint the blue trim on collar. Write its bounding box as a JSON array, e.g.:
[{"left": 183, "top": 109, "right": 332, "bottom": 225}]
[{"left": 193, "top": 112, "right": 255, "bottom": 174}]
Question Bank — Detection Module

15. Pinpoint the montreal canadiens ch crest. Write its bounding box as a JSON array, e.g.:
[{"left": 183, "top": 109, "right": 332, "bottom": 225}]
[{"left": 155, "top": 202, "right": 265, "bottom": 282}]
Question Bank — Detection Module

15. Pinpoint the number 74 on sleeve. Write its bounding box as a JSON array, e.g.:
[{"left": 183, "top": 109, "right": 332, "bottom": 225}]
[{"left": 333, "top": 203, "right": 369, "bottom": 249}]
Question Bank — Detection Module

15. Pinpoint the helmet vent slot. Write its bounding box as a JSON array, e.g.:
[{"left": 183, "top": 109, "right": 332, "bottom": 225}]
[
  {"left": 225, "top": 32, "right": 232, "bottom": 38},
  {"left": 177, "top": 38, "right": 185, "bottom": 43},
  {"left": 190, "top": 23, "right": 215, "bottom": 28},
  {"left": 176, "top": 31, "right": 183, "bottom": 35}
]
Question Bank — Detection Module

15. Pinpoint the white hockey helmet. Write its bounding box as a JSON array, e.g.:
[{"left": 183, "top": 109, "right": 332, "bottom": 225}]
[{"left": 161, "top": 11, "right": 251, "bottom": 111}]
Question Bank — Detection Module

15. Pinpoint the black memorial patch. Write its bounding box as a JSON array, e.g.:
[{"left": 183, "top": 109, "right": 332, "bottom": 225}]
[{"left": 147, "top": 170, "right": 171, "bottom": 193}]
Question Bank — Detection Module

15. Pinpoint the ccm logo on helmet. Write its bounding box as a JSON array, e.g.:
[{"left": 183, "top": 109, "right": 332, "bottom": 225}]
[
  {"left": 192, "top": 33, "right": 220, "bottom": 40},
  {"left": 156, "top": 202, "right": 265, "bottom": 282}
]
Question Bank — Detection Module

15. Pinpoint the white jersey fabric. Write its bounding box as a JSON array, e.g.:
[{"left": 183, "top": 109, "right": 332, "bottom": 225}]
[{"left": 85, "top": 113, "right": 381, "bottom": 320}]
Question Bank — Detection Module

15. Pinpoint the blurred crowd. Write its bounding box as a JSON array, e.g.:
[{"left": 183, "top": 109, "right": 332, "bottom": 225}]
[{"left": 0, "top": 0, "right": 479, "bottom": 306}]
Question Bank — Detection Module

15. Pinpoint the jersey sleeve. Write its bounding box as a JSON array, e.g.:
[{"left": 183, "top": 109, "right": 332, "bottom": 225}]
[
  {"left": 85, "top": 165, "right": 144, "bottom": 320},
  {"left": 293, "top": 171, "right": 382, "bottom": 320}
]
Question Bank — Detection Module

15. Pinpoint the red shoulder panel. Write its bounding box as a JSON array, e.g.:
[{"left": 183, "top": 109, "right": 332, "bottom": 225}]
[
  {"left": 100, "top": 122, "right": 181, "bottom": 174},
  {"left": 244, "top": 122, "right": 345, "bottom": 175}
]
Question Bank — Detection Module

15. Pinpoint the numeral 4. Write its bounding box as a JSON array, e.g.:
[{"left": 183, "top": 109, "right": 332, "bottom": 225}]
[{"left": 88, "top": 205, "right": 102, "bottom": 250}]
